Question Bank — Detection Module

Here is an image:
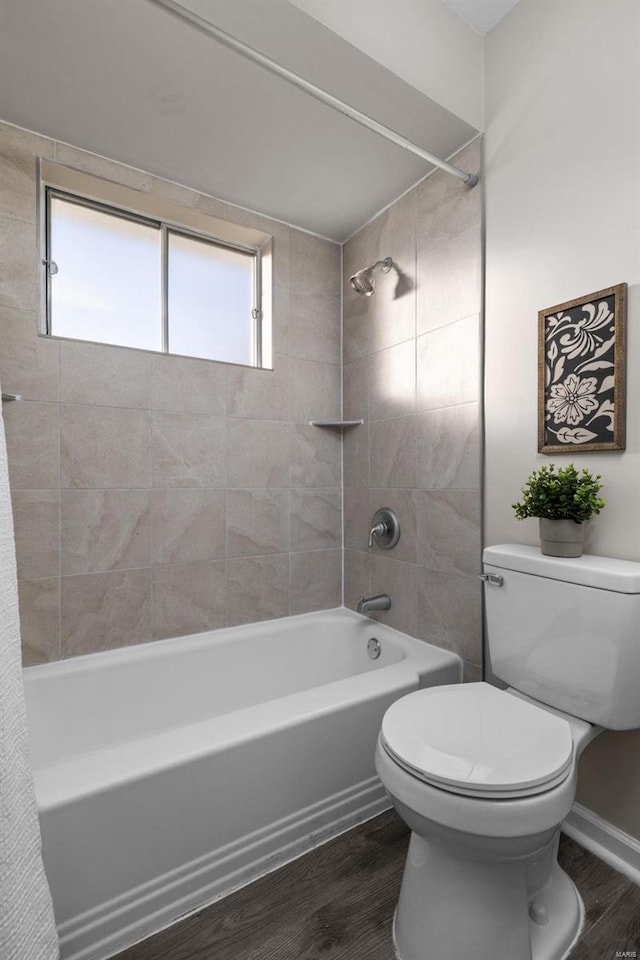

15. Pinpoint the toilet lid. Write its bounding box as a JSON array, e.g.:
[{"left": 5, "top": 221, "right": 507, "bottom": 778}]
[{"left": 380, "top": 683, "right": 574, "bottom": 799}]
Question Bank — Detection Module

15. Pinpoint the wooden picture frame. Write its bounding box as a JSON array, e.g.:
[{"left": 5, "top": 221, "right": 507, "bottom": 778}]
[{"left": 538, "top": 283, "right": 627, "bottom": 453}]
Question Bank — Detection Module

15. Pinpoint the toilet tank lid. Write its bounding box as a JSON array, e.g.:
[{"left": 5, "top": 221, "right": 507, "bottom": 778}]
[{"left": 483, "top": 544, "right": 640, "bottom": 594}]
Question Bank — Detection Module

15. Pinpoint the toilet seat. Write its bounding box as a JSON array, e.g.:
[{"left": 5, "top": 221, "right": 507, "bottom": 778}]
[{"left": 380, "top": 682, "right": 574, "bottom": 799}]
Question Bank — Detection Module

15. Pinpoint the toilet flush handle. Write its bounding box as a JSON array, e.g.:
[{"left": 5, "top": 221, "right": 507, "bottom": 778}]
[{"left": 478, "top": 573, "right": 504, "bottom": 587}]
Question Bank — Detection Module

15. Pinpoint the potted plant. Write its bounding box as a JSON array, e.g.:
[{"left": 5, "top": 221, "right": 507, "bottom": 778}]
[{"left": 512, "top": 463, "right": 606, "bottom": 557}]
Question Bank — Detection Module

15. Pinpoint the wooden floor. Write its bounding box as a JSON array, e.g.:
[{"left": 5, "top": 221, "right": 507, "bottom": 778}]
[{"left": 113, "top": 811, "right": 639, "bottom": 960}]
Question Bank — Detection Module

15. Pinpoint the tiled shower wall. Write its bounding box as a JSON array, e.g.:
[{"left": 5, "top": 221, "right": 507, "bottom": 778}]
[
  {"left": 0, "top": 122, "right": 342, "bottom": 665},
  {"left": 342, "top": 140, "right": 483, "bottom": 677}
]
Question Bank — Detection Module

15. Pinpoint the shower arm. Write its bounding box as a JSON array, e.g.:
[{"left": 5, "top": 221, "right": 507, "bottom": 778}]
[
  {"left": 150, "top": 0, "right": 479, "bottom": 188},
  {"left": 372, "top": 258, "right": 393, "bottom": 273}
]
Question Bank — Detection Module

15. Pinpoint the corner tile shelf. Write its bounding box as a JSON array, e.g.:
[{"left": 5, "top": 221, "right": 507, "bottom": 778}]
[{"left": 309, "top": 419, "right": 364, "bottom": 428}]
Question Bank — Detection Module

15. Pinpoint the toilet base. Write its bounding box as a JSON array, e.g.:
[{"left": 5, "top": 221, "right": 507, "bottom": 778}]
[{"left": 392, "top": 831, "right": 583, "bottom": 960}]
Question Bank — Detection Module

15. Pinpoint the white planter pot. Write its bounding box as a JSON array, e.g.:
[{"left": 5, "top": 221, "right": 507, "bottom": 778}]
[{"left": 539, "top": 518, "right": 585, "bottom": 558}]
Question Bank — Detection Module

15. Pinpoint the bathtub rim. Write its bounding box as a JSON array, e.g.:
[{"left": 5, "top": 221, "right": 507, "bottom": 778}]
[
  {"left": 27, "top": 607, "right": 462, "bottom": 812},
  {"left": 24, "top": 605, "right": 431, "bottom": 680}
]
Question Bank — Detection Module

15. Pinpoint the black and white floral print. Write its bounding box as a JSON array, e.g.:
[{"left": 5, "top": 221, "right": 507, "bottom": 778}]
[{"left": 543, "top": 295, "right": 616, "bottom": 446}]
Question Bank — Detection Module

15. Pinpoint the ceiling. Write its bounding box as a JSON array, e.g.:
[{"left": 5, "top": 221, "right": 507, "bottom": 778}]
[
  {"left": 0, "top": 0, "right": 478, "bottom": 241},
  {"left": 440, "top": 0, "right": 520, "bottom": 36}
]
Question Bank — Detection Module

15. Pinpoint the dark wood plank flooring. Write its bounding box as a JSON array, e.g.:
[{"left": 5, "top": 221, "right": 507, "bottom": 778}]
[{"left": 113, "top": 811, "right": 638, "bottom": 960}]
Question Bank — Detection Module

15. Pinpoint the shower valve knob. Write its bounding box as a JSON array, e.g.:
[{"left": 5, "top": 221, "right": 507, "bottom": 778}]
[{"left": 368, "top": 508, "right": 400, "bottom": 550}]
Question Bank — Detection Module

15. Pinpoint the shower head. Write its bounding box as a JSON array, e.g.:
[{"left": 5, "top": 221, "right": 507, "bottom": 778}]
[{"left": 349, "top": 257, "right": 393, "bottom": 296}]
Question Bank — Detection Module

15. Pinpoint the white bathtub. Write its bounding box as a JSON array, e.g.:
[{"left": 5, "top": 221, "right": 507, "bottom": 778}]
[{"left": 24, "top": 607, "right": 461, "bottom": 960}]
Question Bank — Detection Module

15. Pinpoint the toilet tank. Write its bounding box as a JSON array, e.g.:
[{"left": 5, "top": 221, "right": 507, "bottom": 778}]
[{"left": 483, "top": 544, "right": 640, "bottom": 730}]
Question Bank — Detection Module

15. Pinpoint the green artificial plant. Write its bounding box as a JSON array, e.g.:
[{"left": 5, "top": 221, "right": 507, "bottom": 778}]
[{"left": 512, "top": 463, "right": 606, "bottom": 524}]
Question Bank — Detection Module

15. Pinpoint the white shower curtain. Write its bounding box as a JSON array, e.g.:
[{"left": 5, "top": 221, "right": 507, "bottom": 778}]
[{"left": 0, "top": 388, "right": 59, "bottom": 960}]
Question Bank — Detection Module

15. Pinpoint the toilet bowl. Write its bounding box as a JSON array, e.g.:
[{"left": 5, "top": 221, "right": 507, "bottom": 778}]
[
  {"left": 375, "top": 545, "right": 640, "bottom": 960},
  {"left": 375, "top": 682, "right": 597, "bottom": 960}
]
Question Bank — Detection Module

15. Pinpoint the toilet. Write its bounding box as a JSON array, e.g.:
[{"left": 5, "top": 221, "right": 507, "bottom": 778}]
[{"left": 375, "top": 543, "right": 640, "bottom": 960}]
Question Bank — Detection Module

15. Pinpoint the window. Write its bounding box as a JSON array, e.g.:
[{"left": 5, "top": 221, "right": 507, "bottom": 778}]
[
  {"left": 40, "top": 161, "right": 271, "bottom": 368},
  {"left": 167, "top": 231, "right": 257, "bottom": 364},
  {"left": 48, "top": 195, "right": 163, "bottom": 352}
]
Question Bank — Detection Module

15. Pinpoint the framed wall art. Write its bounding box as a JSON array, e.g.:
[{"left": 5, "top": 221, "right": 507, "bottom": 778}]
[{"left": 538, "top": 283, "right": 627, "bottom": 453}]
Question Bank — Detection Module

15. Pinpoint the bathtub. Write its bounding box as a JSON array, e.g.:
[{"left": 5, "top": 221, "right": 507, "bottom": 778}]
[{"left": 24, "top": 607, "right": 461, "bottom": 960}]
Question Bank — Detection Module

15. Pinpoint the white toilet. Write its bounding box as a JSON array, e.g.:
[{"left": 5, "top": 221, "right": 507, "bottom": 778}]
[{"left": 375, "top": 543, "right": 640, "bottom": 960}]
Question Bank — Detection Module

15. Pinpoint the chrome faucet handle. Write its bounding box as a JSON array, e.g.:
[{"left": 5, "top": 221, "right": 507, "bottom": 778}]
[
  {"left": 368, "top": 521, "right": 386, "bottom": 548},
  {"left": 368, "top": 508, "right": 401, "bottom": 550}
]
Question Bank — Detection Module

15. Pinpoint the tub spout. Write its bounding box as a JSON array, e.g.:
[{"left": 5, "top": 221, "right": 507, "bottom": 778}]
[{"left": 357, "top": 594, "right": 391, "bottom": 617}]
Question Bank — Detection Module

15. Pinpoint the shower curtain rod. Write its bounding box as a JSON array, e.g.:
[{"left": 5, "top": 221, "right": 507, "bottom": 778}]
[{"left": 150, "top": 0, "right": 478, "bottom": 188}]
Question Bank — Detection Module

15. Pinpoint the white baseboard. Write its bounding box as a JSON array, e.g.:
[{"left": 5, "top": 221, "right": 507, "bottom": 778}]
[
  {"left": 564, "top": 802, "right": 640, "bottom": 886},
  {"left": 58, "top": 777, "right": 389, "bottom": 960}
]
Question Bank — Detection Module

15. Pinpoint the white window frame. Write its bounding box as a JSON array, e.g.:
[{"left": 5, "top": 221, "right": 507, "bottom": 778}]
[{"left": 37, "top": 159, "right": 273, "bottom": 369}]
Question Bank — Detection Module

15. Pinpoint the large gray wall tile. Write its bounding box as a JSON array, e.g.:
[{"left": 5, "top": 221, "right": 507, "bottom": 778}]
[
  {"left": 343, "top": 296, "right": 368, "bottom": 363},
  {"left": 61, "top": 404, "right": 151, "bottom": 488},
  {"left": 417, "top": 568, "right": 483, "bottom": 666},
  {"left": 151, "top": 488, "right": 225, "bottom": 565},
  {"left": 369, "top": 417, "right": 416, "bottom": 489},
  {"left": 417, "top": 226, "right": 481, "bottom": 336},
  {"left": 417, "top": 140, "right": 481, "bottom": 249},
  {"left": 369, "top": 556, "right": 418, "bottom": 638},
  {"left": 271, "top": 284, "right": 289, "bottom": 358},
  {"left": 417, "top": 489, "right": 481, "bottom": 575},
  {"left": 61, "top": 568, "right": 152, "bottom": 657},
  {"left": 343, "top": 356, "right": 368, "bottom": 422},
  {"left": 365, "top": 190, "right": 416, "bottom": 354},
  {"left": 290, "top": 231, "right": 340, "bottom": 300},
  {"left": 343, "top": 549, "right": 370, "bottom": 612},
  {"left": 417, "top": 314, "right": 480, "bottom": 411},
  {"left": 226, "top": 554, "right": 290, "bottom": 626},
  {"left": 417, "top": 402, "right": 480, "bottom": 490},
  {"left": 152, "top": 560, "right": 226, "bottom": 640},
  {"left": 226, "top": 356, "right": 290, "bottom": 421},
  {"left": 290, "top": 487, "right": 342, "bottom": 552},
  {"left": 60, "top": 341, "right": 152, "bottom": 408},
  {"left": 226, "top": 488, "right": 290, "bottom": 558},
  {"left": 289, "top": 357, "right": 341, "bottom": 423},
  {"left": 0, "top": 307, "right": 59, "bottom": 402},
  {"left": 290, "top": 549, "right": 341, "bottom": 614},
  {"left": 18, "top": 578, "right": 60, "bottom": 666},
  {"left": 151, "top": 353, "right": 226, "bottom": 416},
  {"left": 368, "top": 189, "right": 417, "bottom": 268},
  {"left": 368, "top": 340, "right": 416, "bottom": 421},
  {"left": 61, "top": 489, "right": 152, "bottom": 575},
  {"left": 12, "top": 490, "right": 59, "bottom": 580},
  {"left": 289, "top": 292, "right": 340, "bottom": 365},
  {"left": 343, "top": 425, "right": 369, "bottom": 488},
  {"left": 290, "top": 424, "right": 341, "bottom": 488},
  {"left": 151, "top": 412, "right": 226, "bottom": 488},
  {"left": 3, "top": 401, "right": 59, "bottom": 489},
  {"left": 344, "top": 487, "right": 371, "bottom": 552},
  {"left": 0, "top": 215, "right": 37, "bottom": 312},
  {"left": 367, "top": 271, "right": 416, "bottom": 356},
  {"left": 226, "top": 420, "right": 290, "bottom": 488}
]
